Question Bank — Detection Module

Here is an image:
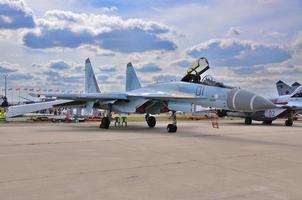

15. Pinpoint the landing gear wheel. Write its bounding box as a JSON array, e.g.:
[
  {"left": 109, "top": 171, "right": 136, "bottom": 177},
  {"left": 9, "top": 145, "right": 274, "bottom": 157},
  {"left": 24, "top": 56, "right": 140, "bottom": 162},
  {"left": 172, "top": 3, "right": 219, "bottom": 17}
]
[
  {"left": 285, "top": 119, "right": 293, "bottom": 126},
  {"left": 263, "top": 121, "right": 272, "bottom": 125},
  {"left": 146, "top": 116, "right": 156, "bottom": 128},
  {"left": 245, "top": 118, "right": 252, "bottom": 125},
  {"left": 167, "top": 124, "right": 177, "bottom": 133},
  {"left": 100, "top": 117, "right": 110, "bottom": 129}
]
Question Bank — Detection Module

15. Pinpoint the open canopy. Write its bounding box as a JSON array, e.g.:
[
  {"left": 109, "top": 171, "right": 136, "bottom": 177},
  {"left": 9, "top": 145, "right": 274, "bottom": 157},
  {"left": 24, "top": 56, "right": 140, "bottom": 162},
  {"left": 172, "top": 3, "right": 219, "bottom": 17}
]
[{"left": 181, "top": 57, "right": 210, "bottom": 83}]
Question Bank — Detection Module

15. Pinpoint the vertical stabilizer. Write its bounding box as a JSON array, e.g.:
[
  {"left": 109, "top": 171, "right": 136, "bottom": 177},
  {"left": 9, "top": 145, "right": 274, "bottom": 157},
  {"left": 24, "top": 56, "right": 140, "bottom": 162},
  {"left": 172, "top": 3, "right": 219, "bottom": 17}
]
[
  {"left": 126, "top": 62, "right": 141, "bottom": 92},
  {"left": 291, "top": 82, "right": 301, "bottom": 90},
  {"left": 291, "top": 86, "right": 302, "bottom": 98},
  {"left": 85, "top": 58, "right": 100, "bottom": 93},
  {"left": 276, "top": 80, "right": 294, "bottom": 96}
]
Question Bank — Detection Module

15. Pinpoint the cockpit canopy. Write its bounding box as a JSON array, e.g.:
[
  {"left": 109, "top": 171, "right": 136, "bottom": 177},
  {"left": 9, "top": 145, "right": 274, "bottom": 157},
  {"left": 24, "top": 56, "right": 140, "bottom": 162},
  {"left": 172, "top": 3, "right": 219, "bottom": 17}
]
[
  {"left": 181, "top": 57, "right": 209, "bottom": 83},
  {"left": 181, "top": 57, "right": 234, "bottom": 89},
  {"left": 187, "top": 57, "right": 209, "bottom": 75}
]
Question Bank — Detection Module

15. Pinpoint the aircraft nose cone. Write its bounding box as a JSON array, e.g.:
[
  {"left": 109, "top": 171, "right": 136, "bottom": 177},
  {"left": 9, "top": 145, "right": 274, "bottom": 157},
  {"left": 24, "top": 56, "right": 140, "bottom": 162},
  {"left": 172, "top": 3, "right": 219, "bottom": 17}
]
[
  {"left": 227, "top": 89, "right": 275, "bottom": 112},
  {"left": 252, "top": 95, "right": 276, "bottom": 111}
]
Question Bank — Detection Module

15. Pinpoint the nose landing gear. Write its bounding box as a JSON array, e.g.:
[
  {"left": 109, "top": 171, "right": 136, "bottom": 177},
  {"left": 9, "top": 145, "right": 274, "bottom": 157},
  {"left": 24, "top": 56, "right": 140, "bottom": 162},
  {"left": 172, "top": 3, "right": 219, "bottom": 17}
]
[{"left": 167, "top": 111, "right": 177, "bottom": 133}]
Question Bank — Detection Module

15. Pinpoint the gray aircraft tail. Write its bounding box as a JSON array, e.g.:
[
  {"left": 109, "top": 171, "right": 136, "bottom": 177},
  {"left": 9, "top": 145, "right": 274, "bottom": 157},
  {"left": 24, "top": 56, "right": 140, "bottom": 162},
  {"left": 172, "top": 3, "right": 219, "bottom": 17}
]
[
  {"left": 291, "top": 82, "right": 301, "bottom": 90},
  {"left": 84, "top": 58, "right": 100, "bottom": 115},
  {"left": 276, "top": 80, "right": 294, "bottom": 96},
  {"left": 85, "top": 58, "right": 100, "bottom": 93},
  {"left": 291, "top": 86, "right": 302, "bottom": 98},
  {"left": 126, "top": 62, "right": 141, "bottom": 92}
]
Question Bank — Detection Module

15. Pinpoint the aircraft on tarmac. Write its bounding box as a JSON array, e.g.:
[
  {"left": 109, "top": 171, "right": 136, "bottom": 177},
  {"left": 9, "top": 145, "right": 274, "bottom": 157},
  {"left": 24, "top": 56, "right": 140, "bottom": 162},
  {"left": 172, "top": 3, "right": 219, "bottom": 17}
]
[
  {"left": 180, "top": 62, "right": 302, "bottom": 127},
  {"left": 212, "top": 80, "right": 302, "bottom": 127},
  {"left": 222, "top": 86, "right": 302, "bottom": 126},
  {"left": 31, "top": 57, "right": 274, "bottom": 132}
]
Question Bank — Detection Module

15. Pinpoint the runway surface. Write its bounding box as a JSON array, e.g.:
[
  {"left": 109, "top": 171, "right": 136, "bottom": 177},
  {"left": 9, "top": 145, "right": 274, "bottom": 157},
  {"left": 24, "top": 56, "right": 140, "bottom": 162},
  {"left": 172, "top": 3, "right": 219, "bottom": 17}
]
[{"left": 0, "top": 120, "right": 302, "bottom": 200}]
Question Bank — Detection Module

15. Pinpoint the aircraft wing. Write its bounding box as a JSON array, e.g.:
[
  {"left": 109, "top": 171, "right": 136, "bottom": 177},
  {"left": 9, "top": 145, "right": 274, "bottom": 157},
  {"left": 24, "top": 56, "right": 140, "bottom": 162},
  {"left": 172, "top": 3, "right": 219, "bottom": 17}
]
[
  {"left": 30, "top": 92, "right": 128, "bottom": 101},
  {"left": 6, "top": 100, "right": 73, "bottom": 118},
  {"left": 127, "top": 90, "right": 206, "bottom": 100},
  {"left": 32, "top": 91, "right": 205, "bottom": 102}
]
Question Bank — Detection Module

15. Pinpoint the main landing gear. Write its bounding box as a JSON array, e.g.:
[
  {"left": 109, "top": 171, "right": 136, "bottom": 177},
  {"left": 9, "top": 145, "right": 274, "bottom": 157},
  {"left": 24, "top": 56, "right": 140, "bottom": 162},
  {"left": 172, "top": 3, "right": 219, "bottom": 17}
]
[
  {"left": 167, "top": 111, "right": 177, "bottom": 133},
  {"left": 262, "top": 120, "right": 272, "bottom": 125},
  {"left": 146, "top": 114, "right": 156, "bottom": 128},
  {"left": 285, "top": 111, "right": 294, "bottom": 127},
  {"left": 100, "top": 105, "right": 112, "bottom": 129},
  {"left": 244, "top": 117, "right": 252, "bottom": 125},
  {"left": 100, "top": 117, "right": 111, "bottom": 129}
]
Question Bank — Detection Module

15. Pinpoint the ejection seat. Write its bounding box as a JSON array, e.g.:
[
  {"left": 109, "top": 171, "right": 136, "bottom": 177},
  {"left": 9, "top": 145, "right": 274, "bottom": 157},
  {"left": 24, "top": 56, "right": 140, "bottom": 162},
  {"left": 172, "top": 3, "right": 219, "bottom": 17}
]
[{"left": 181, "top": 57, "right": 210, "bottom": 84}]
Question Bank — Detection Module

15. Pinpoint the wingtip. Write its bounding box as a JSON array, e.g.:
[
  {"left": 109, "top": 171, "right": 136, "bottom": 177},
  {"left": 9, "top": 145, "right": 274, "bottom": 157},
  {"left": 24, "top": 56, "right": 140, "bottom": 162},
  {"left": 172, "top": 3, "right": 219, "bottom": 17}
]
[{"left": 85, "top": 58, "right": 91, "bottom": 64}]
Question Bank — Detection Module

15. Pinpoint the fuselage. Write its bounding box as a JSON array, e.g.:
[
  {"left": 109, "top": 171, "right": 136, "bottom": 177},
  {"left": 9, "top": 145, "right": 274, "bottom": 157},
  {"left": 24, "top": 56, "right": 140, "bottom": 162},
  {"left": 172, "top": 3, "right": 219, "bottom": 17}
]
[{"left": 111, "top": 81, "right": 275, "bottom": 114}]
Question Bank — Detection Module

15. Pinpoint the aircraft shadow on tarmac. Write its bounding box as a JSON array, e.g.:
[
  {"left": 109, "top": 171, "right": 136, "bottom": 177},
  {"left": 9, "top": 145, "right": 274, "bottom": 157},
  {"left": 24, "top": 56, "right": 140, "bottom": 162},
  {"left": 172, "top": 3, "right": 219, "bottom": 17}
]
[{"left": 223, "top": 121, "right": 302, "bottom": 127}]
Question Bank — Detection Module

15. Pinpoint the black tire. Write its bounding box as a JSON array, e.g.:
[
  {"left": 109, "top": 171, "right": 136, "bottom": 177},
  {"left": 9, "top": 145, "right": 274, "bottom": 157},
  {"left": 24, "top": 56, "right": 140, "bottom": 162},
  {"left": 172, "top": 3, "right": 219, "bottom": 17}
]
[
  {"left": 285, "top": 119, "right": 293, "bottom": 126},
  {"left": 100, "top": 117, "right": 110, "bottom": 129},
  {"left": 245, "top": 118, "right": 252, "bottom": 125},
  {"left": 167, "top": 124, "right": 177, "bottom": 133},
  {"left": 146, "top": 116, "right": 156, "bottom": 128},
  {"left": 262, "top": 120, "right": 272, "bottom": 125}
]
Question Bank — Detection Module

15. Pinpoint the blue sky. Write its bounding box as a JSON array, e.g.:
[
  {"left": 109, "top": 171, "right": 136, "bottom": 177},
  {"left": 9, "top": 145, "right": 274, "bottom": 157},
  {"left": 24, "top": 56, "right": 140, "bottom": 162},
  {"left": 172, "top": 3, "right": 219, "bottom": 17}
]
[{"left": 0, "top": 0, "right": 302, "bottom": 98}]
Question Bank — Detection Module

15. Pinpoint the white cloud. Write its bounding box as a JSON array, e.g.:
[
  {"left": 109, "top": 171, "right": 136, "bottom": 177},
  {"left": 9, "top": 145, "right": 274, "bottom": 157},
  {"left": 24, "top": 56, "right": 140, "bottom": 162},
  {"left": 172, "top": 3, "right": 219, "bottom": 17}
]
[
  {"left": 22, "top": 10, "right": 177, "bottom": 53},
  {"left": 0, "top": 0, "right": 35, "bottom": 29},
  {"left": 187, "top": 38, "right": 290, "bottom": 66}
]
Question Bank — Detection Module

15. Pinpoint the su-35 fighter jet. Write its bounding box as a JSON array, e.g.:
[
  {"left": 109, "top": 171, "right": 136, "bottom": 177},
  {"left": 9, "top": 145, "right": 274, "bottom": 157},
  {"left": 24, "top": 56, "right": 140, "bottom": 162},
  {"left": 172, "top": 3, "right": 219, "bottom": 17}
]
[{"left": 34, "top": 58, "right": 275, "bottom": 132}]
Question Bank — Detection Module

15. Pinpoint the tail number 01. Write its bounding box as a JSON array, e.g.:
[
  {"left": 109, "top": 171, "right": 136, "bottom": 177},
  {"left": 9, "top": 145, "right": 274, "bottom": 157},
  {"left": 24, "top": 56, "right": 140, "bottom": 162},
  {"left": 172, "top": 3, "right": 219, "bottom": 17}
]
[{"left": 195, "top": 86, "right": 204, "bottom": 96}]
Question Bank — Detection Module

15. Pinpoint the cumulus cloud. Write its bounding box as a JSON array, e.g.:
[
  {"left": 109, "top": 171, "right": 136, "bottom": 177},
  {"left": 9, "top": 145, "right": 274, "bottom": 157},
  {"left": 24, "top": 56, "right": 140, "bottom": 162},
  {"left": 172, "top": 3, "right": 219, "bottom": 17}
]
[
  {"left": 293, "top": 32, "right": 302, "bottom": 50},
  {"left": 153, "top": 75, "right": 180, "bottom": 82},
  {"left": 100, "top": 6, "right": 118, "bottom": 13},
  {"left": 0, "top": 62, "right": 19, "bottom": 73},
  {"left": 22, "top": 10, "right": 177, "bottom": 53},
  {"left": 169, "top": 59, "right": 192, "bottom": 68},
  {"left": 97, "top": 75, "right": 109, "bottom": 81},
  {"left": 0, "top": 65, "right": 17, "bottom": 73},
  {"left": 43, "top": 70, "right": 83, "bottom": 84},
  {"left": 9, "top": 73, "right": 33, "bottom": 80},
  {"left": 187, "top": 38, "right": 291, "bottom": 66},
  {"left": 137, "top": 64, "right": 162, "bottom": 73},
  {"left": 0, "top": 0, "right": 35, "bottom": 29},
  {"left": 49, "top": 61, "right": 71, "bottom": 70},
  {"left": 99, "top": 66, "right": 117, "bottom": 73}
]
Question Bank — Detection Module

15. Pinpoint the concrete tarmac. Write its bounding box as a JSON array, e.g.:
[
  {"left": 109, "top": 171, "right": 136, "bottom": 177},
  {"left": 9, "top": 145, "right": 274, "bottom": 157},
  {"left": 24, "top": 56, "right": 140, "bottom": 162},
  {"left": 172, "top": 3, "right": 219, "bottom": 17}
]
[{"left": 0, "top": 120, "right": 302, "bottom": 200}]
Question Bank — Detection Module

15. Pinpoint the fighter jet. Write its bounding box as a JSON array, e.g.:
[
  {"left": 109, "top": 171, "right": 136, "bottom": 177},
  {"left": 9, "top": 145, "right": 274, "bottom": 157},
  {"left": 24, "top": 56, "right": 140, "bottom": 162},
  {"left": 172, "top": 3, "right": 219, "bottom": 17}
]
[
  {"left": 180, "top": 61, "right": 302, "bottom": 127},
  {"left": 218, "top": 82, "right": 302, "bottom": 126},
  {"left": 33, "top": 58, "right": 274, "bottom": 132}
]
